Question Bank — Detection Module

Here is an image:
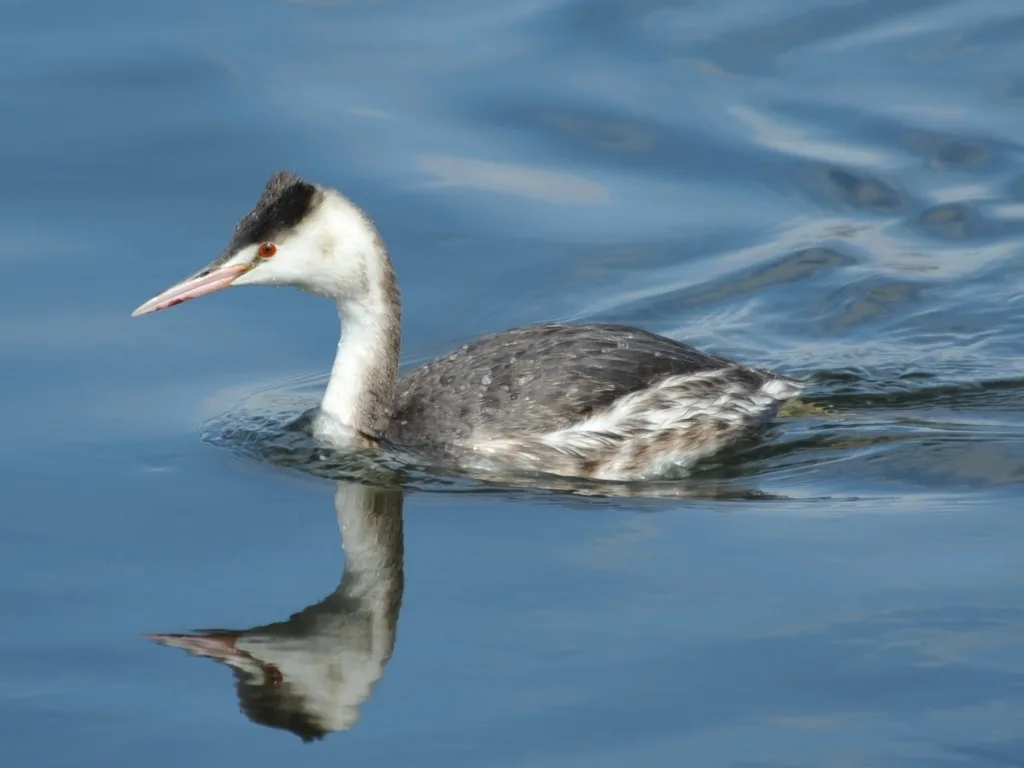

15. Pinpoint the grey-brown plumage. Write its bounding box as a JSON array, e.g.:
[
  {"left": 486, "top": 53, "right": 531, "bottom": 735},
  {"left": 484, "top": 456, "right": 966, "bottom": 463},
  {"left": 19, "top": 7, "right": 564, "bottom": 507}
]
[
  {"left": 383, "top": 323, "right": 799, "bottom": 478},
  {"left": 388, "top": 323, "right": 734, "bottom": 444}
]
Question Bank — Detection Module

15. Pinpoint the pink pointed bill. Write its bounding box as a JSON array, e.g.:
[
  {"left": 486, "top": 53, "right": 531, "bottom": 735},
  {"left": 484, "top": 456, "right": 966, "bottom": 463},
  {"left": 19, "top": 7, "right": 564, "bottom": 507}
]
[
  {"left": 144, "top": 632, "right": 244, "bottom": 660},
  {"left": 131, "top": 264, "right": 251, "bottom": 317}
]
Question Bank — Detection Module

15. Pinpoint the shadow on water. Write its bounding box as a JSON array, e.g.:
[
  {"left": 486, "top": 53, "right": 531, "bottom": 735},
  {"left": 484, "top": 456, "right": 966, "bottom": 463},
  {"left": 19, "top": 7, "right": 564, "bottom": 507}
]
[
  {"left": 146, "top": 479, "right": 405, "bottom": 742},
  {"left": 196, "top": 358, "right": 1024, "bottom": 506},
  {"left": 201, "top": 400, "right": 784, "bottom": 504},
  {"left": 805, "top": 369, "right": 1024, "bottom": 414}
]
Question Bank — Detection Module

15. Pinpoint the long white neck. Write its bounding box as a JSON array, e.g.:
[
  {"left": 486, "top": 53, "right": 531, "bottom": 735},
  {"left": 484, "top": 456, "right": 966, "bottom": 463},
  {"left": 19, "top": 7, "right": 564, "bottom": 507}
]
[
  {"left": 316, "top": 300, "right": 400, "bottom": 442},
  {"left": 305, "top": 196, "right": 402, "bottom": 444}
]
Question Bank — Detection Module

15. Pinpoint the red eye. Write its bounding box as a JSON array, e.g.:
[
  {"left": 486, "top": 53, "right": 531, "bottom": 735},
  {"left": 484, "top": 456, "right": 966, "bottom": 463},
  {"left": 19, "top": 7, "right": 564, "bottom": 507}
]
[{"left": 258, "top": 242, "right": 277, "bottom": 258}]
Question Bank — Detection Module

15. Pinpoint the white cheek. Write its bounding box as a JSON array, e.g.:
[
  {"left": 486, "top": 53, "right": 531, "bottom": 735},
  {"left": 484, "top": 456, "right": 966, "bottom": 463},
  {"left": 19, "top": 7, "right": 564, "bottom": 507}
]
[
  {"left": 229, "top": 262, "right": 269, "bottom": 287},
  {"left": 231, "top": 250, "right": 302, "bottom": 288},
  {"left": 223, "top": 245, "right": 259, "bottom": 269}
]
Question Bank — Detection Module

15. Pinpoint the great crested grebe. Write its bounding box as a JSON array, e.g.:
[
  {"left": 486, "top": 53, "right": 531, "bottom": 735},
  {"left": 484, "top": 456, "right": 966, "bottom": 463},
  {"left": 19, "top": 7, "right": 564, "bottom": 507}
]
[{"left": 132, "top": 171, "right": 802, "bottom": 480}]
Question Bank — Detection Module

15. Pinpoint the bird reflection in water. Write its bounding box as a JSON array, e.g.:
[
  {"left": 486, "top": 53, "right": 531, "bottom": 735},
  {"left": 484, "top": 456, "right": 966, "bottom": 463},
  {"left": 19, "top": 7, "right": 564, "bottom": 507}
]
[{"left": 145, "top": 481, "right": 404, "bottom": 741}]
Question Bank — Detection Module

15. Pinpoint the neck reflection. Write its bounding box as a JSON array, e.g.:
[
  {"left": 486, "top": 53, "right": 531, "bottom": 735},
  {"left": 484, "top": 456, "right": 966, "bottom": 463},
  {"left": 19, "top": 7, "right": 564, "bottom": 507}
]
[{"left": 146, "top": 481, "right": 405, "bottom": 741}]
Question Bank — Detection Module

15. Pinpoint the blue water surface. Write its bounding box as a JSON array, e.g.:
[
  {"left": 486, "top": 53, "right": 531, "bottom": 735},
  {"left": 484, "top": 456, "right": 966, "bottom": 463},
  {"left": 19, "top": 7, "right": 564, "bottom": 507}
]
[{"left": 4, "top": 0, "right": 1024, "bottom": 765}]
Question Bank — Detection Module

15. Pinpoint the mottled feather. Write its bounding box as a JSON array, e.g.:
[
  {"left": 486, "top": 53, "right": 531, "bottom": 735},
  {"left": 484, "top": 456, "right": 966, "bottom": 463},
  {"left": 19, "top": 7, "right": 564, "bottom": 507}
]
[{"left": 383, "top": 323, "right": 800, "bottom": 477}]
